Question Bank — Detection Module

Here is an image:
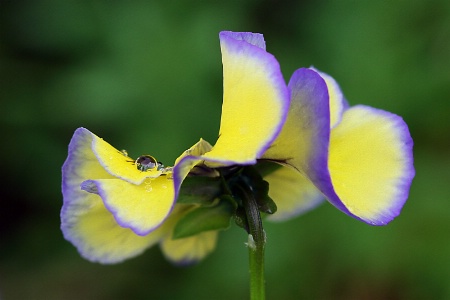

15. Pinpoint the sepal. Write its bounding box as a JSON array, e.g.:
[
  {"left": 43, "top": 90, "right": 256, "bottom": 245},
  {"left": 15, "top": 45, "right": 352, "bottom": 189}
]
[
  {"left": 176, "top": 176, "right": 222, "bottom": 205},
  {"left": 172, "top": 198, "right": 235, "bottom": 239}
]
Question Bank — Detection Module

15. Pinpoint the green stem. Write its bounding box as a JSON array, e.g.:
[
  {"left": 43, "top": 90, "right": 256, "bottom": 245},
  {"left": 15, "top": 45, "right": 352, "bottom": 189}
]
[{"left": 240, "top": 185, "right": 266, "bottom": 300}]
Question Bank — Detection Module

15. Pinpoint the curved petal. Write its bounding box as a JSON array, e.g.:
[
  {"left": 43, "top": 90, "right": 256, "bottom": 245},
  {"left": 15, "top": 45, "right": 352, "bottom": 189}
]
[
  {"left": 262, "top": 68, "right": 330, "bottom": 186},
  {"left": 203, "top": 32, "right": 290, "bottom": 166},
  {"left": 174, "top": 138, "right": 213, "bottom": 165},
  {"left": 319, "top": 105, "right": 415, "bottom": 225},
  {"left": 82, "top": 176, "right": 175, "bottom": 236},
  {"left": 92, "top": 132, "right": 162, "bottom": 185},
  {"left": 310, "top": 67, "right": 347, "bottom": 128},
  {"left": 61, "top": 128, "right": 113, "bottom": 188},
  {"left": 264, "top": 166, "right": 325, "bottom": 222},
  {"left": 61, "top": 128, "right": 163, "bottom": 263},
  {"left": 160, "top": 230, "right": 218, "bottom": 265},
  {"left": 172, "top": 139, "right": 219, "bottom": 204},
  {"left": 61, "top": 192, "right": 164, "bottom": 264}
]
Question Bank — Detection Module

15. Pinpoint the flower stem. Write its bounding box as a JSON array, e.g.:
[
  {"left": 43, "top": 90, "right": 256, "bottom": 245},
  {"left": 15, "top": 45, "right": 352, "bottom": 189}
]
[{"left": 240, "top": 185, "right": 266, "bottom": 300}]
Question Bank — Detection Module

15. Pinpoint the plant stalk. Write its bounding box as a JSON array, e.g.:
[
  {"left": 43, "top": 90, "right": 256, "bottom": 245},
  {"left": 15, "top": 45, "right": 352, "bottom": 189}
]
[{"left": 240, "top": 185, "right": 266, "bottom": 300}]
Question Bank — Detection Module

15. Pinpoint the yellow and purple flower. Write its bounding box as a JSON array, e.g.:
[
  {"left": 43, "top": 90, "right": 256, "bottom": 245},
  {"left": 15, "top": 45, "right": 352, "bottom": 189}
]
[{"left": 61, "top": 31, "right": 414, "bottom": 265}]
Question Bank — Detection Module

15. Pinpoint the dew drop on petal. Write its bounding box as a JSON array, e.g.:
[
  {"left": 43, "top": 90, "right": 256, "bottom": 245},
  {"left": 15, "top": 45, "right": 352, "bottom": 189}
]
[
  {"left": 136, "top": 155, "right": 158, "bottom": 172},
  {"left": 144, "top": 180, "right": 153, "bottom": 192}
]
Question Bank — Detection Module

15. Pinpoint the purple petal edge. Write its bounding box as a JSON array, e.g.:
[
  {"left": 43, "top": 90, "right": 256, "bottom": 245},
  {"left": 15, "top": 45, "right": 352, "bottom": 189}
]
[
  {"left": 82, "top": 179, "right": 175, "bottom": 236},
  {"left": 291, "top": 69, "right": 355, "bottom": 220},
  {"left": 220, "top": 31, "right": 266, "bottom": 50},
  {"left": 287, "top": 68, "right": 338, "bottom": 205},
  {"left": 172, "top": 155, "right": 225, "bottom": 195},
  {"left": 362, "top": 105, "right": 414, "bottom": 223},
  {"left": 61, "top": 128, "right": 90, "bottom": 197},
  {"left": 60, "top": 128, "right": 114, "bottom": 263},
  {"left": 61, "top": 127, "right": 94, "bottom": 228}
]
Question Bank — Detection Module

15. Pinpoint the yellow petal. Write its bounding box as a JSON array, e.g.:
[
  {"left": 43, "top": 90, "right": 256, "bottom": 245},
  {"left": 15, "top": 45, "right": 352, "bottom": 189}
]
[
  {"left": 92, "top": 134, "right": 162, "bottom": 185},
  {"left": 327, "top": 105, "right": 415, "bottom": 224},
  {"left": 174, "top": 138, "right": 213, "bottom": 165},
  {"left": 61, "top": 128, "right": 164, "bottom": 263},
  {"left": 160, "top": 230, "right": 218, "bottom": 265},
  {"left": 62, "top": 192, "right": 165, "bottom": 264},
  {"left": 172, "top": 142, "right": 213, "bottom": 199},
  {"left": 62, "top": 128, "right": 114, "bottom": 186},
  {"left": 203, "top": 32, "right": 289, "bottom": 166},
  {"left": 263, "top": 165, "right": 325, "bottom": 222},
  {"left": 82, "top": 175, "right": 175, "bottom": 235}
]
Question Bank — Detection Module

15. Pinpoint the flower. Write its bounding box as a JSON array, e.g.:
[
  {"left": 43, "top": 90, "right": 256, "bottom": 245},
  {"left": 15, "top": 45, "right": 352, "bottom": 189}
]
[
  {"left": 61, "top": 31, "right": 289, "bottom": 264},
  {"left": 61, "top": 31, "right": 414, "bottom": 265}
]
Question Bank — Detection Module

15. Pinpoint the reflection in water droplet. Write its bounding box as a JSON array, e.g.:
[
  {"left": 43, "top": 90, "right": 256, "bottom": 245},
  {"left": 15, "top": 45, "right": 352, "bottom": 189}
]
[{"left": 136, "top": 155, "right": 157, "bottom": 172}]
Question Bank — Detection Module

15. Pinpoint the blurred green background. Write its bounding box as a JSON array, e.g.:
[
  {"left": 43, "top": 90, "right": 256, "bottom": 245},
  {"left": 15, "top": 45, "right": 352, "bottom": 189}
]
[{"left": 1, "top": 0, "right": 449, "bottom": 299}]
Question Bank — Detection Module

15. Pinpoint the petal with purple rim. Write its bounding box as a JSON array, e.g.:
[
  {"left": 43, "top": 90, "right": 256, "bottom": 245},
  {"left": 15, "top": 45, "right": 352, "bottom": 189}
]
[
  {"left": 202, "top": 32, "right": 289, "bottom": 167},
  {"left": 61, "top": 128, "right": 164, "bottom": 263},
  {"left": 172, "top": 139, "right": 218, "bottom": 202},
  {"left": 61, "top": 191, "right": 164, "bottom": 263},
  {"left": 92, "top": 132, "right": 162, "bottom": 185},
  {"left": 220, "top": 31, "right": 266, "bottom": 50},
  {"left": 262, "top": 68, "right": 330, "bottom": 184},
  {"left": 61, "top": 128, "right": 114, "bottom": 191},
  {"left": 82, "top": 176, "right": 175, "bottom": 236},
  {"left": 318, "top": 105, "right": 415, "bottom": 225}
]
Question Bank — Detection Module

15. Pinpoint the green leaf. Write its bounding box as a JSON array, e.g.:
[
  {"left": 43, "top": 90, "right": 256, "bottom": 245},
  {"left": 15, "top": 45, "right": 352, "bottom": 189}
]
[
  {"left": 176, "top": 176, "right": 222, "bottom": 205},
  {"left": 173, "top": 198, "right": 235, "bottom": 239},
  {"left": 257, "top": 193, "right": 277, "bottom": 215}
]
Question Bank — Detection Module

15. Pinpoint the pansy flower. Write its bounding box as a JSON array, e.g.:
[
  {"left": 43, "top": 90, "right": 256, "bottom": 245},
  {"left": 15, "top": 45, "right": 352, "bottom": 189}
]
[
  {"left": 61, "top": 31, "right": 289, "bottom": 264},
  {"left": 61, "top": 31, "right": 414, "bottom": 265}
]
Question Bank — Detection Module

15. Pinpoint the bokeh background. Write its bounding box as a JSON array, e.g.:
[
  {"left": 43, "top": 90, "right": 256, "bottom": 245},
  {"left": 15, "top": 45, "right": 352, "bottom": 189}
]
[{"left": 1, "top": 0, "right": 449, "bottom": 299}]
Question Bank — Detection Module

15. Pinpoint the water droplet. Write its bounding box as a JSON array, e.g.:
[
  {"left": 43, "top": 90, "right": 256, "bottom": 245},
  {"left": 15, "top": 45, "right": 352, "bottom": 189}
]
[
  {"left": 136, "top": 155, "right": 157, "bottom": 171},
  {"left": 144, "top": 181, "right": 153, "bottom": 192},
  {"left": 157, "top": 162, "right": 165, "bottom": 171}
]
